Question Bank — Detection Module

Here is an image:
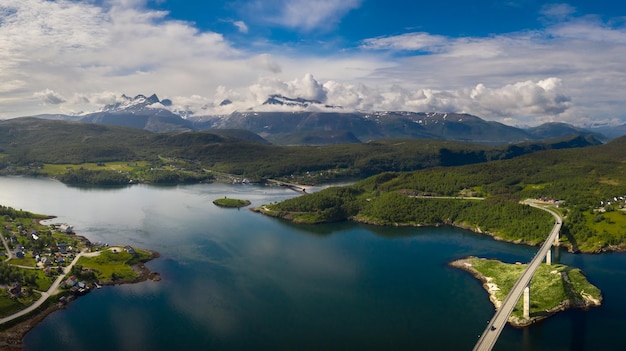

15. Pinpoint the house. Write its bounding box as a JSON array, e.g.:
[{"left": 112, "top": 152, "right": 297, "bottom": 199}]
[
  {"left": 40, "top": 256, "right": 53, "bottom": 267},
  {"left": 64, "top": 276, "right": 78, "bottom": 288},
  {"left": 58, "top": 243, "right": 69, "bottom": 254},
  {"left": 8, "top": 282, "right": 22, "bottom": 296},
  {"left": 58, "top": 224, "right": 73, "bottom": 234},
  {"left": 124, "top": 245, "right": 136, "bottom": 254}
]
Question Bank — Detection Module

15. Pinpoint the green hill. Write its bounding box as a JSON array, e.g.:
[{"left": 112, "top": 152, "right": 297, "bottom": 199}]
[
  {"left": 258, "top": 136, "right": 626, "bottom": 253},
  {"left": 0, "top": 117, "right": 602, "bottom": 186}
]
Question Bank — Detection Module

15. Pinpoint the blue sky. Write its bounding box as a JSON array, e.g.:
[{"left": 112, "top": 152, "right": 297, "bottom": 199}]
[{"left": 1, "top": 0, "right": 626, "bottom": 126}]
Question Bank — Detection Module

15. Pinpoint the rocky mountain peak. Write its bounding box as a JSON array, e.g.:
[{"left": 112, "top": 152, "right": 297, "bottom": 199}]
[{"left": 101, "top": 93, "right": 164, "bottom": 113}]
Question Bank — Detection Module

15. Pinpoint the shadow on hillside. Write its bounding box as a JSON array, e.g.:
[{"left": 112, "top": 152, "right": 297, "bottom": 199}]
[{"left": 562, "top": 230, "right": 580, "bottom": 253}]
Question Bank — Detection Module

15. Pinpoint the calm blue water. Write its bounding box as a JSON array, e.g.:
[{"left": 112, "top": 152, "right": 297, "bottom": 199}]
[{"left": 0, "top": 176, "right": 623, "bottom": 350}]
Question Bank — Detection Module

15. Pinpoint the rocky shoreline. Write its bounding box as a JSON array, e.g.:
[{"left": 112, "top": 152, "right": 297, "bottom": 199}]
[{"left": 0, "top": 250, "right": 161, "bottom": 351}]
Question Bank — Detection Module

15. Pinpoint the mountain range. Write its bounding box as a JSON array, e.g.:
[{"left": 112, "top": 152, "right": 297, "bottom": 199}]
[{"left": 27, "top": 93, "right": 615, "bottom": 145}]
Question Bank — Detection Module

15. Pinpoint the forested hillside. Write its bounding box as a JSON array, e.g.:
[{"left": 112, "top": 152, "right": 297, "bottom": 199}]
[
  {"left": 258, "top": 136, "right": 626, "bottom": 253},
  {"left": 0, "top": 118, "right": 601, "bottom": 185}
]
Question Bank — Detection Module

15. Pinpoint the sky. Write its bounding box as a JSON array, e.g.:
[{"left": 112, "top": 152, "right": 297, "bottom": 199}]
[{"left": 1, "top": 0, "right": 626, "bottom": 126}]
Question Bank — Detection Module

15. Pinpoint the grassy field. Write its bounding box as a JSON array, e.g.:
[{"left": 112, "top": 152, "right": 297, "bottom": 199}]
[
  {"left": 585, "top": 210, "right": 626, "bottom": 236},
  {"left": 9, "top": 257, "right": 36, "bottom": 267},
  {"left": 0, "top": 292, "right": 41, "bottom": 318},
  {"left": 40, "top": 161, "right": 148, "bottom": 176},
  {"left": 463, "top": 257, "right": 601, "bottom": 321},
  {"left": 78, "top": 248, "right": 152, "bottom": 282}
]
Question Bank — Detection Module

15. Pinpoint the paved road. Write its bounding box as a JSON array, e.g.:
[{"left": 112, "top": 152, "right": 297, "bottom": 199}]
[
  {"left": 473, "top": 201, "right": 562, "bottom": 351},
  {"left": 0, "top": 234, "right": 13, "bottom": 261}
]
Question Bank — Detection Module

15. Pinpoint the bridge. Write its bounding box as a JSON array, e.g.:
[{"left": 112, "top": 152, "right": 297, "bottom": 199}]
[
  {"left": 473, "top": 200, "right": 562, "bottom": 351},
  {"left": 266, "top": 179, "right": 308, "bottom": 193}
]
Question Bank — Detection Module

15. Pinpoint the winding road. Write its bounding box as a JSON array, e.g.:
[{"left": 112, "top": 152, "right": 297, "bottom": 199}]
[
  {"left": 473, "top": 200, "right": 562, "bottom": 351},
  {"left": 0, "top": 248, "right": 104, "bottom": 325}
]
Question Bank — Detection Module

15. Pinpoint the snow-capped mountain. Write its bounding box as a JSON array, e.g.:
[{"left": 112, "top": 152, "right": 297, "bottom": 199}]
[
  {"left": 261, "top": 94, "right": 341, "bottom": 110},
  {"left": 24, "top": 93, "right": 608, "bottom": 144},
  {"left": 100, "top": 94, "right": 171, "bottom": 113},
  {"left": 262, "top": 94, "right": 322, "bottom": 107},
  {"left": 80, "top": 93, "right": 191, "bottom": 132}
]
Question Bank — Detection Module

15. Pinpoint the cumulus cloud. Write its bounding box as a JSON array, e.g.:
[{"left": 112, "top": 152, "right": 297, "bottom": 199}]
[
  {"left": 33, "top": 89, "right": 66, "bottom": 105},
  {"left": 245, "top": 73, "right": 327, "bottom": 105},
  {"left": 464, "top": 78, "right": 571, "bottom": 116},
  {"left": 355, "top": 16, "right": 626, "bottom": 125},
  {"left": 1, "top": 0, "right": 626, "bottom": 127},
  {"left": 193, "top": 74, "right": 570, "bottom": 127},
  {"left": 321, "top": 77, "right": 571, "bottom": 121}
]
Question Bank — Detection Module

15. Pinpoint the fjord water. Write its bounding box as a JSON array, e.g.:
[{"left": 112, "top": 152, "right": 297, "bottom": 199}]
[{"left": 0, "top": 177, "right": 623, "bottom": 351}]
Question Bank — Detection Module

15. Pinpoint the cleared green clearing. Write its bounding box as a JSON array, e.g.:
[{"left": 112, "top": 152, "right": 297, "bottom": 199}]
[
  {"left": 32, "top": 270, "right": 56, "bottom": 291},
  {"left": 41, "top": 161, "right": 147, "bottom": 176},
  {"left": 466, "top": 257, "right": 601, "bottom": 320},
  {"left": 585, "top": 210, "right": 626, "bottom": 235},
  {"left": 213, "top": 198, "right": 251, "bottom": 208},
  {"left": 78, "top": 248, "right": 152, "bottom": 282},
  {"left": 0, "top": 296, "right": 25, "bottom": 317},
  {"left": 0, "top": 292, "right": 41, "bottom": 318},
  {"left": 523, "top": 183, "right": 549, "bottom": 191},
  {"left": 8, "top": 257, "right": 36, "bottom": 267}
]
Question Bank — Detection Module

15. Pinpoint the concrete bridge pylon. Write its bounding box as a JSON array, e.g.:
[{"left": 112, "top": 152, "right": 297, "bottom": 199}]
[{"left": 523, "top": 285, "right": 530, "bottom": 320}]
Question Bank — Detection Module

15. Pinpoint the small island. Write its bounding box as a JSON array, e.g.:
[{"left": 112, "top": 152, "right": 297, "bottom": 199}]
[
  {"left": 213, "top": 197, "right": 251, "bottom": 208},
  {"left": 450, "top": 256, "right": 602, "bottom": 327}
]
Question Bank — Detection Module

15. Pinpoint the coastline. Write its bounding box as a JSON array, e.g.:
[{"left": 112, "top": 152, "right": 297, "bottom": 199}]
[
  {"left": 449, "top": 257, "right": 602, "bottom": 328},
  {"left": 255, "top": 205, "right": 626, "bottom": 254},
  {"left": 0, "top": 250, "right": 161, "bottom": 351}
]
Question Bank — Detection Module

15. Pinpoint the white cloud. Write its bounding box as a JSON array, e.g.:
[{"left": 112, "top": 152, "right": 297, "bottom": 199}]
[
  {"left": 33, "top": 89, "right": 66, "bottom": 105},
  {"left": 0, "top": 0, "right": 249, "bottom": 116},
  {"left": 1, "top": 0, "right": 626, "bottom": 127},
  {"left": 245, "top": 0, "right": 362, "bottom": 32},
  {"left": 356, "top": 17, "right": 626, "bottom": 126},
  {"left": 361, "top": 32, "right": 448, "bottom": 52},
  {"left": 540, "top": 3, "right": 576, "bottom": 20},
  {"left": 464, "top": 78, "right": 571, "bottom": 117},
  {"left": 233, "top": 20, "right": 248, "bottom": 34},
  {"left": 247, "top": 54, "right": 282, "bottom": 73},
  {"left": 245, "top": 73, "right": 326, "bottom": 105}
]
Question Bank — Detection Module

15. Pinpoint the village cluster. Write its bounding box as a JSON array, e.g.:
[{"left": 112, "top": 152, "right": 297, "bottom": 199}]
[
  {"left": 599, "top": 195, "right": 626, "bottom": 209},
  {"left": 2, "top": 222, "right": 92, "bottom": 297},
  {"left": 5, "top": 223, "right": 76, "bottom": 269}
]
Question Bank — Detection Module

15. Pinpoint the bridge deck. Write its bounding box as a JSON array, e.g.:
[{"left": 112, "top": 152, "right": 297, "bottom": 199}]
[{"left": 473, "top": 202, "right": 562, "bottom": 351}]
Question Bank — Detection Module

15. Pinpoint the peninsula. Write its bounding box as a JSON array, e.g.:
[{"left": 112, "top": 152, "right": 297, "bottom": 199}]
[{"left": 0, "top": 206, "right": 160, "bottom": 350}]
